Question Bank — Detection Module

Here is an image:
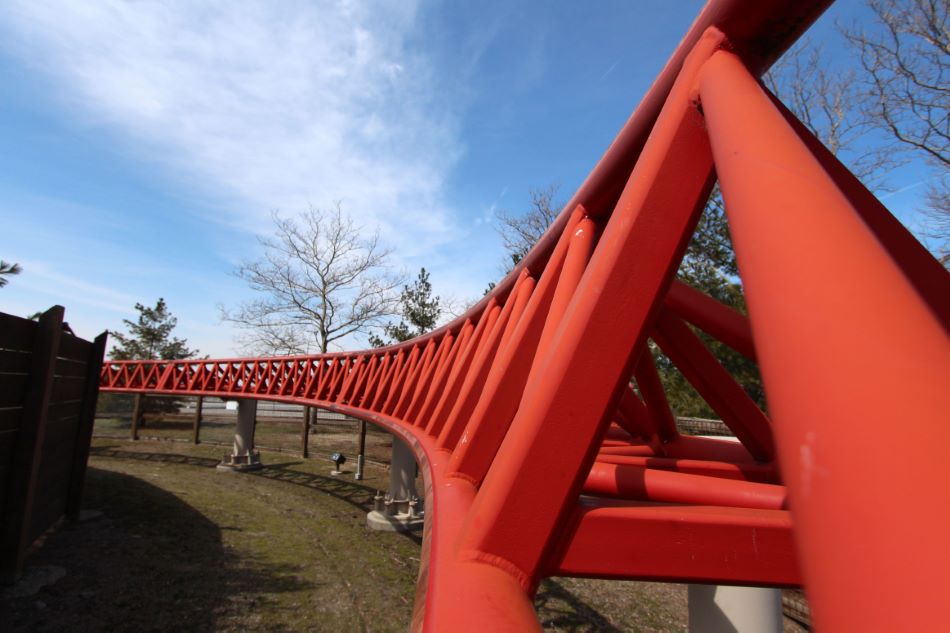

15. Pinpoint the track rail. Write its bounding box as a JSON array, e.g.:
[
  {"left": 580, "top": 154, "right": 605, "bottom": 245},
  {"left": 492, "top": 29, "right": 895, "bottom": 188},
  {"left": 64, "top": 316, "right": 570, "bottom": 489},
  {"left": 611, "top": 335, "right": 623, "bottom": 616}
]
[{"left": 101, "top": 1, "right": 950, "bottom": 630}]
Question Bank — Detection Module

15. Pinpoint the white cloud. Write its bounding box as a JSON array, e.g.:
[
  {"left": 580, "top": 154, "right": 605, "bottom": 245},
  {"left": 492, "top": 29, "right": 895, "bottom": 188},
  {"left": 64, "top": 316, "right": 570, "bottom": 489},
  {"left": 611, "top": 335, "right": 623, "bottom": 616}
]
[
  {"left": 6, "top": 258, "right": 140, "bottom": 316},
  {"left": 0, "top": 0, "right": 464, "bottom": 254}
]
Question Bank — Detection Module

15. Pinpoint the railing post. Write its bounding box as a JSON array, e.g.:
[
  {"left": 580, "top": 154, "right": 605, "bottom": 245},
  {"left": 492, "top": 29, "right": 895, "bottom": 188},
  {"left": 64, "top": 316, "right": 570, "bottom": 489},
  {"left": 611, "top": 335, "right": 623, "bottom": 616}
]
[
  {"left": 301, "top": 406, "right": 310, "bottom": 458},
  {"left": 130, "top": 393, "right": 143, "bottom": 440},
  {"left": 355, "top": 419, "right": 366, "bottom": 480},
  {"left": 0, "top": 306, "right": 64, "bottom": 583},
  {"left": 192, "top": 396, "right": 203, "bottom": 444}
]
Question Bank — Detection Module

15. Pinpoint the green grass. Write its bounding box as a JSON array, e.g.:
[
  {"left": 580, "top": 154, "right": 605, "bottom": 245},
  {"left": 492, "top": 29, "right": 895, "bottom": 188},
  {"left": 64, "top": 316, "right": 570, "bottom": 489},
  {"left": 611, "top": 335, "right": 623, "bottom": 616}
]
[
  {"left": 5, "top": 438, "right": 809, "bottom": 632},
  {"left": 4, "top": 439, "right": 420, "bottom": 632}
]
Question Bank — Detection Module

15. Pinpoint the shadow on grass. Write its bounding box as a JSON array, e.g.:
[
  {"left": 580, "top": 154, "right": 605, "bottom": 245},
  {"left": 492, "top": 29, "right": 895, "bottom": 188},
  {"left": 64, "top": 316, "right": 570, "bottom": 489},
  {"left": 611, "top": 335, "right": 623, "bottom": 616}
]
[
  {"left": 534, "top": 578, "right": 622, "bottom": 633},
  {"left": 3, "top": 467, "right": 311, "bottom": 633},
  {"left": 89, "top": 446, "right": 422, "bottom": 546}
]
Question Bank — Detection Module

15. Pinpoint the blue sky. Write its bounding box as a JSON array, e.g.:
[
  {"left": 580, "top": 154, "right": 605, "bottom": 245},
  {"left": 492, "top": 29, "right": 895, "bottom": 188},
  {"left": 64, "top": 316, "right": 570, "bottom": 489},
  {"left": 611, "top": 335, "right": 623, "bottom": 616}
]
[{"left": 0, "top": 1, "right": 938, "bottom": 356}]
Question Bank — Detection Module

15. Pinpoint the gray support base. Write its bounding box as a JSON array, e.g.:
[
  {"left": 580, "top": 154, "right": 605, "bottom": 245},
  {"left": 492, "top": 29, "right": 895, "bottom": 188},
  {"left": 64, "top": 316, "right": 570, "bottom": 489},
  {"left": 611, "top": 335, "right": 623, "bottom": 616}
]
[
  {"left": 688, "top": 584, "right": 782, "bottom": 633},
  {"left": 218, "top": 400, "right": 263, "bottom": 472},
  {"left": 366, "top": 509, "right": 423, "bottom": 532},
  {"left": 217, "top": 451, "right": 263, "bottom": 472},
  {"left": 367, "top": 437, "right": 424, "bottom": 532}
]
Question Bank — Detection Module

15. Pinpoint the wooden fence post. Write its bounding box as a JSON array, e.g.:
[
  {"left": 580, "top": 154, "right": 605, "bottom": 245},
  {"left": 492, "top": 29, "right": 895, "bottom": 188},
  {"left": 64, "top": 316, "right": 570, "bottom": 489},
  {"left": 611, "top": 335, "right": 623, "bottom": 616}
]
[
  {"left": 66, "top": 331, "right": 108, "bottom": 520},
  {"left": 130, "top": 393, "right": 143, "bottom": 440},
  {"left": 192, "top": 396, "right": 203, "bottom": 444},
  {"left": 301, "top": 406, "right": 310, "bottom": 458},
  {"left": 0, "top": 306, "right": 64, "bottom": 582}
]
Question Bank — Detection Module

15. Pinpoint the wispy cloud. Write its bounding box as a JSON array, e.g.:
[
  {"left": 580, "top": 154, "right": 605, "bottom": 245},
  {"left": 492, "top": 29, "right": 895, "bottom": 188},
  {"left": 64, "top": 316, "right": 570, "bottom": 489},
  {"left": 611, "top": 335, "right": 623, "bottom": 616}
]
[
  {"left": 599, "top": 59, "right": 620, "bottom": 81},
  {"left": 9, "top": 258, "right": 140, "bottom": 316},
  {"left": 475, "top": 185, "right": 508, "bottom": 226},
  {"left": 0, "top": 0, "right": 464, "bottom": 255}
]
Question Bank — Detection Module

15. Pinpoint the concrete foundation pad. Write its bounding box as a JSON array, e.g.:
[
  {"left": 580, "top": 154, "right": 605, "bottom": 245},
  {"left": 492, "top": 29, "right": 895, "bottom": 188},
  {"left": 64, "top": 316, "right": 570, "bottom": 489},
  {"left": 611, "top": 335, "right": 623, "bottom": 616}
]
[
  {"left": 366, "top": 510, "right": 424, "bottom": 532},
  {"left": 217, "top": 461, "right": 263, "bottom": 472}
]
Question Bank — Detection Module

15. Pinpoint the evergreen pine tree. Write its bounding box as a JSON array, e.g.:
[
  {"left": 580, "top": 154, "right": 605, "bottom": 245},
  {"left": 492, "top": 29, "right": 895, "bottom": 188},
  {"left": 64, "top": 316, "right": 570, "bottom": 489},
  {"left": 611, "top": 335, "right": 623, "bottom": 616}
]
[
  {"left": 369, "top": 268, "right": 441, "bottom": 346},
  {"left": 110, "top": 298, "right": 198, "bottom": 360},
  {"left": 106, "top": 298, "right": 198, "bottom": 417}
]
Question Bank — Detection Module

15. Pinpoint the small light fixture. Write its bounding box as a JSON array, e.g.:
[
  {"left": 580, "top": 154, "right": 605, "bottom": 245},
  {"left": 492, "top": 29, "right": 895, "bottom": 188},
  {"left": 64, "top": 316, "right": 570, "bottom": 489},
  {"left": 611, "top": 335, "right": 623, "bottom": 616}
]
[{"left": 330, "top": 452, "right": 346, "bottom": 475}]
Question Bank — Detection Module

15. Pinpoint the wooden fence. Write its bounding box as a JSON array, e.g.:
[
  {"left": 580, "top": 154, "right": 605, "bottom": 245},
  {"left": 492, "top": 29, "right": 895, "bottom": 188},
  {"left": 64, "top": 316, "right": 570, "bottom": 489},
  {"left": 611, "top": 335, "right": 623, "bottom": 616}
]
[{"left": 0, "top": 306, "right": 106, "bottom": 582}]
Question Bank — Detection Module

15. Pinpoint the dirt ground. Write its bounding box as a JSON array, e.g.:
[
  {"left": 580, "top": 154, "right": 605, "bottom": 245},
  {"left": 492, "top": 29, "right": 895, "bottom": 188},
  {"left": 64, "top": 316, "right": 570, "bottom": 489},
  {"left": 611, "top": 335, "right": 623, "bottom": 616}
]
[{"left": 1, "top": 437, "right": 805, "bottom": 632}]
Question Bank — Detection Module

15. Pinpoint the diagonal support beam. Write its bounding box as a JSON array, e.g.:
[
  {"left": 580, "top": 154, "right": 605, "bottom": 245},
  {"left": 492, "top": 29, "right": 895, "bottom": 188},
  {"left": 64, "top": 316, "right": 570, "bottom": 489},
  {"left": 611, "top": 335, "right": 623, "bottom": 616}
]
[{"left": 456, "top": 29, "right": 725, "bottom": 590}]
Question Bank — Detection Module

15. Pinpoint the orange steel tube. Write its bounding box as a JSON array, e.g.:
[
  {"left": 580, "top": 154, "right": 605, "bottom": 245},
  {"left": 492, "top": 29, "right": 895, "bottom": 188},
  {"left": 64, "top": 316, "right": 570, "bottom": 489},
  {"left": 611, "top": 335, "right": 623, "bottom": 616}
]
[
  {"left": 584, "top": 462, "right": 787, "bottom": 510},
  {"left": 98, "top": 3, "right": 933, "bottom": 630},
  {"left": 498, "top": 275, "right": 536, "bottom": 354},
  {"left": 457, "top": 30, "right": 724, "bottom": 589},
  {"left": 616, "top": 387, "right": 661, "bottom": 445},
  {"left": 382, "top": 346, "right": 419, "bottom": 415},
  {"left": 425, "top": 303, "right": 497, "bottom": 437},
  {"left": 416, "top": 323, "right": 469, "bottom": 427},
  {"left": 763, "top": 91, "right": 950, "bottom": 325},
  {"left": 527, "top": 217, "right": 598, "bottom": 378},
  {"left": 405, "top": 333, "right": 453, "bottom": 422},
  {"left": 449, "top": 210, "right": 592, "bottom": 484},
  {"left": 633, "top": 347, "right": 679, "bottom": 444},
  {"left": 700, "top": 50, "right": 950, "bottom": 633},
  {"left": 437, "top": 274, "right": 528, "bottom": 450},
  {"left": 547, "top": 500, "right": 799, "bottom": 586},
  {"left": 652, "top": 309, "right": 773, "bottom": 461},
  {"left": 594, "top": 453, "right": 776, "bottom": 483},
  {"left": 394, "top": 340, "right": 435, "bottom": 418},
  {"left": 664, "top": 280, "right": 756, "bottom": 359}
]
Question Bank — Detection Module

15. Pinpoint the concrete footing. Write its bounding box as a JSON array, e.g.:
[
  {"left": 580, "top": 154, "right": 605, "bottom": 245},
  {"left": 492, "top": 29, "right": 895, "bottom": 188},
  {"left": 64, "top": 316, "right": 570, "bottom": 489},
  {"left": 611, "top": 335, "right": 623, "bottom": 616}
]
[
  {"left": 688, "top": 584, "right": 782, "bottom": 633},
  {"left": 217, "top": 399, "right": 263, "bottom": 472},
  {"left": 367, "top": 437, "right": 424, "bottom": 532}
]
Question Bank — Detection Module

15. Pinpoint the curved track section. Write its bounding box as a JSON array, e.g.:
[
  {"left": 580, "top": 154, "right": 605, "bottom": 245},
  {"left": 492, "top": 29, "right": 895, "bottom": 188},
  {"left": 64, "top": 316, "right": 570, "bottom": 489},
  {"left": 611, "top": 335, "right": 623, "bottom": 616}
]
[{"left": 101, "top": 1, "right": 950, "bottom": 630}]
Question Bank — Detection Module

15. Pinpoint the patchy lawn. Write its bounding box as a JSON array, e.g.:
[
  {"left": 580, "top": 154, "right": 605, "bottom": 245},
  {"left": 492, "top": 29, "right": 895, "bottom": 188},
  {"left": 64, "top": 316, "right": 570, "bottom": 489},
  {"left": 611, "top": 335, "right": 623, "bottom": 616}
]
[{"left": 2, "top": 439, "right": 803, "bottom": 632}]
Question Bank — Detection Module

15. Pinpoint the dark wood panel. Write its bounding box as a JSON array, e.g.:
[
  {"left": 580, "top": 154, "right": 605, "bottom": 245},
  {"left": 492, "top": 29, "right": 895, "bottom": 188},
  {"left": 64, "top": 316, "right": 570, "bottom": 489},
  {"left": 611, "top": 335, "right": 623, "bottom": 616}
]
[
  {"left": 1, "top": 309, "right": 105, "bottom": 577},
  {"left": 40, "top": 416, "right": 80, "bottom": 461},
  {"left": 0, "top": 350, "right": 31, "bottom": 373},
  {"left": 67, "top": 330, "right": 108, "bottom": 520},
  {"left": 31, "top": 441, "right": 75, "bottom": 530},
  {"left": 47, "top": 401, "right": 82, "bottom": 425},
  {"left": 0, "top": 315, "right": 37, "bottom": 352},
  {"left": 35, "top": 448, "right": 74, "bottom": 493},
  {"left": 0, "top": 407, "right": 22, "bottom": 432},
  {"left": 57, "top": 334, "right": 92, "bottom": 362},
  {"left": 49, "top": 375, "right": 86, "bottom": 405},
  {"left": 28, "top": 491, "right": 66, "bottom": 544},
  {"left": 54, "top": 357, "right": 88, "bottom": 378},
  {"left": 0, "top": 373, "right": 30, "bottom": 407},
  {"left": 0, "top": 431, "right": 15, "bottom": 495}
]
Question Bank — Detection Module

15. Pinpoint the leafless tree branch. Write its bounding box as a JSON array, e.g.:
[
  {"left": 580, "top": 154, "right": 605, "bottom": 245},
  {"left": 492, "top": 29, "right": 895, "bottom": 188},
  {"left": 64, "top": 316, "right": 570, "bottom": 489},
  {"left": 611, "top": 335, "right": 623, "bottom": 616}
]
[{"left": 221, "top": 203, "right": 403, "bottom": 354}]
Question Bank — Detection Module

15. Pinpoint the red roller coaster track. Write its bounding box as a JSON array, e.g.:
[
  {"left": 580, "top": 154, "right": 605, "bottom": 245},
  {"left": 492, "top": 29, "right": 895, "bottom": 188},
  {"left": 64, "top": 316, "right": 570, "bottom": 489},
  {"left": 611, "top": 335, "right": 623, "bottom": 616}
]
[{"left": 100, "top": 1, "right": 950, "bottom": 630}]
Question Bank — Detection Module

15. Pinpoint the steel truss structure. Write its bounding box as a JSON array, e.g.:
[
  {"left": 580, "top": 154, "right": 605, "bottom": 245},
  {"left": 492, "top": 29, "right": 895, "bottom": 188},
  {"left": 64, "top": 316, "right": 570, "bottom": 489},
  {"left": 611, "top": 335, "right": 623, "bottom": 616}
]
[{"left": 100, "top": 1, "right": 950, "bottom": 630}]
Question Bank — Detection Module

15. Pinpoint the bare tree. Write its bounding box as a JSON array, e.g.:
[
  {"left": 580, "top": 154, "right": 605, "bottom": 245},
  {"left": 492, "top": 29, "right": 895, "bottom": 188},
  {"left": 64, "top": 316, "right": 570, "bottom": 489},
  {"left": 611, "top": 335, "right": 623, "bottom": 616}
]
[
  {"left": 495, "top": 184, "right": 562, "bottom": 272},
  {"left": 844, "top": 0, "right": 948, "bottom": 167},
  {"left": 764, "top": 41, "right": 897, "bottom": 188},
  {"left": 842, "top": 0, "right": 949, "bottom": 263},
  {"left": 222, "top": 204, "right": 403, "bottom": 354}
]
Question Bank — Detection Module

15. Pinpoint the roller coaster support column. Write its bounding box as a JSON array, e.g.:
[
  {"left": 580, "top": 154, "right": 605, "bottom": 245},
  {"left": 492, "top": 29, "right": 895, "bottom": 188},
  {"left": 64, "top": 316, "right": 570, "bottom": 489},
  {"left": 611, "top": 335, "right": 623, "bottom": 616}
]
[
  {"left": 366, "top": 436, "right": 422, "bottom": 532},
  {"left": 688, "top": 585, "right": 782, "bottom": 633},
  {"left": 217, "top": 399, "right": 262, "bottom": 472},
  {"left": 355, "top": 420, "right": 366, "bottom": 481}
]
